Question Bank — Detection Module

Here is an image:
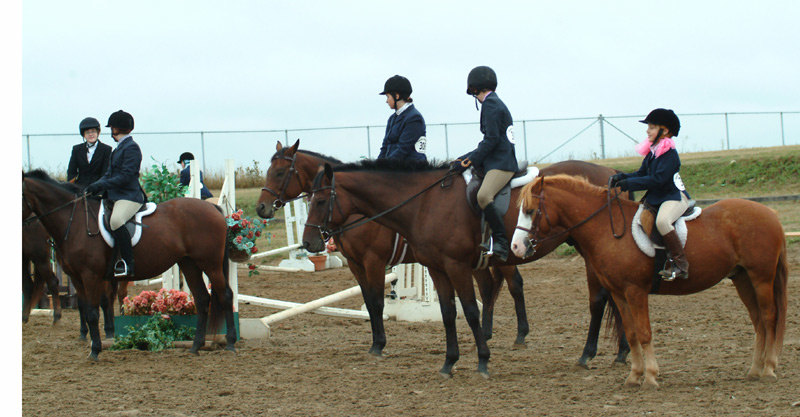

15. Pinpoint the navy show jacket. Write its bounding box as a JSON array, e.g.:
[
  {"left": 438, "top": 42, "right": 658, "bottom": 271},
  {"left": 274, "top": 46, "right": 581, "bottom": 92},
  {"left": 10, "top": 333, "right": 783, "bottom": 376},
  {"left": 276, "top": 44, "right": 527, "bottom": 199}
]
[
  {"left": 180, "top": 165, "right": 213, "bottom": 199},
  {"left": 91, "top": 136, "right": 146, "bottom": 203},
  {"left": 461, "top": 92, "right": 518, "bottom": 173},
  {"left": 67, "top": 141, "right": 112, "bottom": 187},
  {"left": 619, "top": 148, "right": 691, "bottom": 206},
  {"left": 378, "top": 104, "right": 427, "bottom": 161}
]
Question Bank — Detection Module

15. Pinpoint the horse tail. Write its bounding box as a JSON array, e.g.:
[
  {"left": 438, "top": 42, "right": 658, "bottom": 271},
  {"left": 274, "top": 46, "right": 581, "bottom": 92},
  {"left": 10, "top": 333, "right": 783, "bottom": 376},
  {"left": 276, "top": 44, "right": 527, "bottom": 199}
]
[
  {"left": 603, "top": 293, "right": 624, "bottom": 348},
  {"left": 773, "top": 242, "right": 788, "bottom": 355},
  {"left": 207, "top": 203, "right": 232, "bottom": 338}
]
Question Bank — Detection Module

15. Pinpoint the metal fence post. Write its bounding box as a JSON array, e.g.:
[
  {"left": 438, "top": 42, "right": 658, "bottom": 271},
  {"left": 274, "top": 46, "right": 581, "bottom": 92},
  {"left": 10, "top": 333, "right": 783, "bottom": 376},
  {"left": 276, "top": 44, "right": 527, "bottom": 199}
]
[
  {"left": 444, "top": 124, "right": 449, "bottom": 159},
  {"left": 724, "top": 113, "right": 730, "bottom": 150},
  {"left": 200, "top": 131, "right": 207, "bottom": 172},
  {"left": 522, "top": 120, "right": 528, "bottom": 162},
  {"left": 366, "top": 126, "right": 371, "bottom": 159},
  {"left": 780, "top": 112, "right": 785, "bottom": 146},
  {"left": 284, "top": 129, "right": 289, "bottom": 144},
  {"left": 26, "top": 134, "right": 31, "bottom": 170},
  {"left": 598, "top": 114, "right": 605, "bottom": 160}
]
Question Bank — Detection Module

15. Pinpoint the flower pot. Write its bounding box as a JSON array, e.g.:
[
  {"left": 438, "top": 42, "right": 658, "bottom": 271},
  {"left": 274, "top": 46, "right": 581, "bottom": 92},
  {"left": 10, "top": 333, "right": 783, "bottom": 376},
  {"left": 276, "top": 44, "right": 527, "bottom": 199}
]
[
  {"left": 308, "top": 254, "right": 327, "bottom": 271},
  {"left": 228, "top": 247, "right": 252, "bottom": 262},
  {"left": 114, "top": 313, "right": 240, "bottom": 339}
]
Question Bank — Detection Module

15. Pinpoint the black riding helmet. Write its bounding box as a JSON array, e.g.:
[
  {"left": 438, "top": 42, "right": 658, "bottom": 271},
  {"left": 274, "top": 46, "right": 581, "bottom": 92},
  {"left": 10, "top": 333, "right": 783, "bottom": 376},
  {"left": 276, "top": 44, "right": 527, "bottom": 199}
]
[
  {"left": 178, "top": 152, "right": 194, "bottom": 163},
  {"left": 466, "top": 66, "right": 497, "bottom": 95},
  {"left": 639, "top": 108, "right": 680, "bottom": 137},
  {"left": 79, "top": 117, "right": 101, "bottom": 136},
  {"left": 106, "top": 110, "right": 135, "bottom": 131},
  {"left": 379, "top": 75, "right": 412, "bottom": 101}
]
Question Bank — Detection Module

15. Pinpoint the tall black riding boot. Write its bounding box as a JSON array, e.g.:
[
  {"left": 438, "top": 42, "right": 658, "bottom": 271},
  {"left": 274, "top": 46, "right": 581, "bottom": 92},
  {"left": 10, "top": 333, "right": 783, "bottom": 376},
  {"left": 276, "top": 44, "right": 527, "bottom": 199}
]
[
  {"left": 659, "top": 230, "right": 688, "bottom": 280},
  {"left": 112, "top": 227, "right": 135, "bottom": 278},
  {"left": 482, "top": 202, "right": 510, "bottom": 262}
]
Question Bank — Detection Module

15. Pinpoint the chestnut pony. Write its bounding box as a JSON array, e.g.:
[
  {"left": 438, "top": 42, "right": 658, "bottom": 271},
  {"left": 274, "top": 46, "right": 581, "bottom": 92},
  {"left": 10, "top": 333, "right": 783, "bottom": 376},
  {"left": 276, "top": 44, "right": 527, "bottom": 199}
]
[
  {"left": 256, "top": 140, "right": 531, "bottom": 355},
  {"left": 301, "top": 159, "right": 629, "bottom": 378},
  {"left": 512, "top": 175, "right": 788, "bottom": 388},
  {"left": 22, "top": 170, "right": 237, "bottom": 360}
]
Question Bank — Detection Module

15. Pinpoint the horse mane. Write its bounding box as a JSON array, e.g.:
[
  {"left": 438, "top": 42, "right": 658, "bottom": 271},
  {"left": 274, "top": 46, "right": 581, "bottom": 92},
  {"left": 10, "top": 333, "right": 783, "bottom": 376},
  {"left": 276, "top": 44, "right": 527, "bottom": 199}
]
[
  {"left": 333, "top": 158, "right": 450, "bottom": 173},
  {"left": 271, "top": 147, "right": 343, "bottom": 165},
  {"left": 519, "top": 174, "right": 607, "bottom": 211},
  {"left": 24, "top": 169, "right": 84, "bottom": 194}
]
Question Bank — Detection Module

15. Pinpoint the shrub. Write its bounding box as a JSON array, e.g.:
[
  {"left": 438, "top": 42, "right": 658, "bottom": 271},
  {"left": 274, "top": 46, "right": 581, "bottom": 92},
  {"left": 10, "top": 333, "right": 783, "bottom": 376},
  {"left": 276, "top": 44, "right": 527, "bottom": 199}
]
[{"left": 140, "top": 158, "right": 187, "bottom": 204}]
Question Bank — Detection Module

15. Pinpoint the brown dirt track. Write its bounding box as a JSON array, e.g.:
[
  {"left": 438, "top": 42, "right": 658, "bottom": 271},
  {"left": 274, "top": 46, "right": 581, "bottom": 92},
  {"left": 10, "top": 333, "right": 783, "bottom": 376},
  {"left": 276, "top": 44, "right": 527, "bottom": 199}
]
[{"left": 23, "top": 242, "right": 800, "bottom": 416}]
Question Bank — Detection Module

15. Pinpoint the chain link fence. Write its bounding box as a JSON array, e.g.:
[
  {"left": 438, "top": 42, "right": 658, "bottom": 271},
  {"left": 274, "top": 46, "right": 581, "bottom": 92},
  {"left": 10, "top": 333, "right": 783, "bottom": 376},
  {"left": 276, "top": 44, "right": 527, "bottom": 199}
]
[{"left": 23, "top": 111, "right": 799, "bottom": 175}]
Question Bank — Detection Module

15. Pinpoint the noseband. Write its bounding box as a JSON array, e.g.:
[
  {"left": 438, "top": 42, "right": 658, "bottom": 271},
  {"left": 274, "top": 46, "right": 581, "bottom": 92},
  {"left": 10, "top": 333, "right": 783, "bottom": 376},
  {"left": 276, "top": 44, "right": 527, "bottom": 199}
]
[{"left": 261, "top": 152, "right": 307, "bottom": 209}]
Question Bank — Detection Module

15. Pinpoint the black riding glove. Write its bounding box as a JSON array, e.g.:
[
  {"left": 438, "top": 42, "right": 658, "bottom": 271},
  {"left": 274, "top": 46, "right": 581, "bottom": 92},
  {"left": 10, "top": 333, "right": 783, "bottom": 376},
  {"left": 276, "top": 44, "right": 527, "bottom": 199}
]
[
  {"left": 85, "top": 182, "right": 103, "bottom": 195},
  {"left": 609, "top": 173, "right": 625, "bottom": 187}
]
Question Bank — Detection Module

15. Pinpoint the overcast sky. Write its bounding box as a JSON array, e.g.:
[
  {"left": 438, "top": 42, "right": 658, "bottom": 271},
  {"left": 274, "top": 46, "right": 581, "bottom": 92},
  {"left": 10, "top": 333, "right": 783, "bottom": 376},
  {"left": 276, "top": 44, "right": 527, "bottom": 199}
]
[{"left": 16, "top": 0, "right": 800, "bottom": 170}]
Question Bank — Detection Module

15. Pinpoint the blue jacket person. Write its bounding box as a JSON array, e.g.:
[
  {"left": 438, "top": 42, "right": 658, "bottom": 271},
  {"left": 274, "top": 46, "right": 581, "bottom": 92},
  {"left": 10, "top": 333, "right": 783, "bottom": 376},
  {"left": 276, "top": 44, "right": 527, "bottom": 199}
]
[{"left": 378, "top": 75, "right": 427, "bottom": 161}]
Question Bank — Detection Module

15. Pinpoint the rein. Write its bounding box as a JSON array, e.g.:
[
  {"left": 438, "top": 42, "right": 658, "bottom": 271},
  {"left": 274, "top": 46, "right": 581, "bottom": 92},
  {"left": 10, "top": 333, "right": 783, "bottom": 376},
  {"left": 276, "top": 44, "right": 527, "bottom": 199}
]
[
  {"left": 23, "top": 187, "right": 101, "bottom": 241},
  {"left": 261, "top": 152, "right": 308, "bottom": 209},
  {"left": 306, "top": 170, "right": 459, "bottom": 239},
  {"left": 516, "top": 177, "right": 627, "bottom": 253}
]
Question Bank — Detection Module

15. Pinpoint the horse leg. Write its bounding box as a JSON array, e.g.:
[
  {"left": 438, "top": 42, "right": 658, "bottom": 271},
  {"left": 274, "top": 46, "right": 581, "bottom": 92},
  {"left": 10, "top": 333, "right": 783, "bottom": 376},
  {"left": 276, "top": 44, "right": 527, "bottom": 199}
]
[
  {"left": 35, "top": 260, "right": 63, "bottom": 324},
  {"left": 578, "top": 267, "right": 606, "bottom": 368},
  {"left": 609, "top": 295, "right": 630, "bottom": 364},
  {"left": 750, "top": 271, "right": 779, "bottom": 380},
  {"left": 472, "top": 268, "right": 497, "bottom": 341},
  {"left": 445, "top": 264, "right": 491, "bottom": 378},
  {"left": 84, "top": 300, "right": 103, "bottom": 360},
  {"left": 180, "top": 260, "right": 211, "bottom": 355},
  {"left": 99, "top": 293, "right": 115, "bottom": 339},
  {"left": 21, "top": 259, "right": 39, "bottom": 323},
  {"left": 730, "top": 271, "right": 765, "bottom": 380},
  {"left": 624, "top": 287, "right": 659, "bottom": 389},
  {"left": 609, "top": 291, "right": 643, "bottom": 387},
  {"left": 427, "top": 269, "right": 460, "bottom": 378},
  {"left": 77, "top": 297, "right": 89, "bottom": 340},
  {"left": 504, "top": 266, "right": 529, "bottom": 346},
  {"left": 351, "top": 259, "right": 387, "bottom": 356}
]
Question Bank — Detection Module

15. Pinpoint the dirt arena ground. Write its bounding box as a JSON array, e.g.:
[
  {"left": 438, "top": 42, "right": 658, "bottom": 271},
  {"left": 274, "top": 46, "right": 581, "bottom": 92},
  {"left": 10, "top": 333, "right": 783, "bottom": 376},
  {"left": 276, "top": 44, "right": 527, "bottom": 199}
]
[{"left": 22, "top": 243, "right": 800, "bottom": 416}]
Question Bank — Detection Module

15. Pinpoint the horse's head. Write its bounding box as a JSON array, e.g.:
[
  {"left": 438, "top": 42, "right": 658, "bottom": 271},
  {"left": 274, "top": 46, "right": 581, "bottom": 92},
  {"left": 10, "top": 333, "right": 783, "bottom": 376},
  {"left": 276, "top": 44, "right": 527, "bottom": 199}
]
[
  {"left": 511, "top": 176, "right": 555, "bottom": 259},
  {"left": 257, "top": 139, "right": 305, "bottom": 219},
  {"left": 302, "top": 163, "right": 352, "bottom": 253}
]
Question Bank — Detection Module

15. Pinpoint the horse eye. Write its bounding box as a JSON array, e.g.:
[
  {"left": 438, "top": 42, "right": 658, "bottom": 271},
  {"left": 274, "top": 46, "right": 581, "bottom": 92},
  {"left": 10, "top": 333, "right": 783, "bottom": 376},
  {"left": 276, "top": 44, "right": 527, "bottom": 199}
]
[
  {"left": 275, "top": 171, "right": 284, "bottom": 177},
  {"left": 525, "top": 209, "right": 533, "bottom": 215},
  {"left": 315, "top": 199, "right": 326, "bottom": 207}
]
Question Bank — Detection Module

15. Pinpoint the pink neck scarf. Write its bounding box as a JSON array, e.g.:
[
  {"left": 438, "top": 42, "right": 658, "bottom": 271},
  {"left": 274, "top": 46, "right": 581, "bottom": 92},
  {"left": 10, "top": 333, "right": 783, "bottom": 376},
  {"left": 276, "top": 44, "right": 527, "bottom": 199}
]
[{"left": 635, "top": 137, "right": 676, "bottom": 158}]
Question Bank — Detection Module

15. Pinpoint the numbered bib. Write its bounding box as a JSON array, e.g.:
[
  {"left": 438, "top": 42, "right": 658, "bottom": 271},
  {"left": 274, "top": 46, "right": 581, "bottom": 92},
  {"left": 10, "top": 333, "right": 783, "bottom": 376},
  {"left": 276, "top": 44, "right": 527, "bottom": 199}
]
[
  {"left": 415, "top": 136, "right": 427, "bottom": 154},
  {"left": 506, "top": 125, "right": 515, "bottom": 144},
  {"left": 673, "top": 173, "right": 686, "bottom": 191}
]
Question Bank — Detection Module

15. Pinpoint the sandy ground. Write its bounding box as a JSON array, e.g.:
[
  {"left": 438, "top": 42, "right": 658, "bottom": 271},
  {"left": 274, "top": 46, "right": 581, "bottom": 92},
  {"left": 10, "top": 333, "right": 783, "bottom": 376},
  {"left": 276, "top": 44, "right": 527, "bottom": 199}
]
[{"left": 21, "top": 238, "right": 800, "bottom": 417}]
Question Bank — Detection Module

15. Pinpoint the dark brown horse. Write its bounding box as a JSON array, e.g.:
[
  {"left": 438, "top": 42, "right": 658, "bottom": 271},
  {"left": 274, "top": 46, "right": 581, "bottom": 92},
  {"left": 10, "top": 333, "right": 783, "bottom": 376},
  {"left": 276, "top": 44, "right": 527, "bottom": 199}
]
[
  {"left": 255, "top": 140, "right": 530, "bottom": 355},
  {"left": 512, "top": 175, "right": 788, "bottom": 388},
  {"left": 300, "top": 159, "right": 628, "bottom": 377},
  {"left": 22, "top": 170, "right": 236, "bottom": 359}
]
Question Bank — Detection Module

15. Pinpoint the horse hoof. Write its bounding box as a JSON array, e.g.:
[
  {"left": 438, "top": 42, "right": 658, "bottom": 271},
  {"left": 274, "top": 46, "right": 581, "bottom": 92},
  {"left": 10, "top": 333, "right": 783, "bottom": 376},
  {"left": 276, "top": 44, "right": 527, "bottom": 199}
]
[
  {"left": 642, "top": 379, "right": 660, "bottom": 390},
  {"left": 760, "top": 373, "right": 778, "bottom": 382},
  {"left": 88, "top": 352, "right": 99, "bottom": 362},
  {"left": 225, "top": 346, "right": 237, "bottom": 354},
  {"left": 189, "top": 348, "right": 200, "bottom": 356},
  {"left": 79, "top": 334, "right": 88, "bottom": 341},
  {"left": 624, "top": 377, "right": 640, "bottom": 388},
  {"left": 575, "top": 360, "right": 590, "bottom": 370},
  {"left": 746, "top": 372, "right": 760, "bottom": 381},
  {"left": 439, "top": 371, "right": 453, "bottom": 380}
]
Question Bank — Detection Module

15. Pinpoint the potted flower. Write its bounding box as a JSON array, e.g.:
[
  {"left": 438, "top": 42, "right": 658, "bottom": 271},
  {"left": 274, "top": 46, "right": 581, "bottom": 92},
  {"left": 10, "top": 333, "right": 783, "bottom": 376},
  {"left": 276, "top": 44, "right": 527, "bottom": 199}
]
[
  {"left": 225, "top": 208, "right": 268, "bottom": 262},
  {"left": 114, "top": 288, "right": 238, "bottom": 342}
]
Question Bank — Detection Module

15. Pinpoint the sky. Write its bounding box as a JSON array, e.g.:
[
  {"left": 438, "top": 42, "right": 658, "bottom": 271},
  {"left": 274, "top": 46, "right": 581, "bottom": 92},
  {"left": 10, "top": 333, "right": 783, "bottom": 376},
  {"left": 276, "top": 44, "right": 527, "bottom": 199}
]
[{"left": 15, "top": 0, "right": 800, "bottom": 172}]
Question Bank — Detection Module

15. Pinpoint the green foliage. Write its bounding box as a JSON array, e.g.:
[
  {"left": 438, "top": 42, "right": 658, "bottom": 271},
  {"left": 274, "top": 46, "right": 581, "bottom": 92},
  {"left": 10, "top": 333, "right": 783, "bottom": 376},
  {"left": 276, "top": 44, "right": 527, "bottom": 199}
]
[
  {"left": 141, "top": 158, "right": 187, "bottom": 204},
  {"left": 681, "top": 155, "right": 800, "bottom": 196},
  {"left": 109, "top": 315, "right": 195, "bottom": 352},
  {"left": 555, "top": 243, "right": 578, "bottom": 257}
]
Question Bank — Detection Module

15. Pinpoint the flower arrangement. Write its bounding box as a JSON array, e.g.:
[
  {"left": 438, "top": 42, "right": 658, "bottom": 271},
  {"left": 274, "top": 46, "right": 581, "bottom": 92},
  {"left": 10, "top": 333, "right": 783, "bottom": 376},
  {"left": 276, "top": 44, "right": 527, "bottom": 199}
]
[
  {"left": 122, "top": 288, "right": 197, "bottom": 316},
  {"left": 325, "top": 238, "right": 337, "bottom": 253},
  {"left": 225, "top": 208, "right": 268, "bottom": 262},
  {"left": 110, "top": 315, "right": 194, "bottom": 352}
]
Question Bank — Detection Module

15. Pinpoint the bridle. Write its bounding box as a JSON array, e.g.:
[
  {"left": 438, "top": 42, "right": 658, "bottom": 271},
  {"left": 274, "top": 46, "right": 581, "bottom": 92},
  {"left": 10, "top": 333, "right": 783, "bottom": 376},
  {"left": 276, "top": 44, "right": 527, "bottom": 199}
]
[
  {"left": 515, "top": 176, "right": 627, "bottom": 257},
  {"left": 22, "top": 182, "right": 101, "bottom": 241},
  {"left": 305, "top": 169, "right": 459, "bottom": 241},
  {"left": 261, "top": 152, "right": 308, "bottom": 209}
]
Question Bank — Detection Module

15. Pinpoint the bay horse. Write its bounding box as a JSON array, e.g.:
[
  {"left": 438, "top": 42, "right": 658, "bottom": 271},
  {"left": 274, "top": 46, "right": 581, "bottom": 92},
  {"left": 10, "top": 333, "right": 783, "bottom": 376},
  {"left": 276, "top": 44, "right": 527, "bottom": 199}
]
[
  {"left": 22, "top": 170, "right": 237, "bottom": 360},
  {"left": 511, "top": 175, "right": 788, "bottom": 388},
  {"left": 255, "top": 140, "right": 530, "bottom": 355},
  {"left": 300, "top": 159, "right": 628, "bottom": 377}
]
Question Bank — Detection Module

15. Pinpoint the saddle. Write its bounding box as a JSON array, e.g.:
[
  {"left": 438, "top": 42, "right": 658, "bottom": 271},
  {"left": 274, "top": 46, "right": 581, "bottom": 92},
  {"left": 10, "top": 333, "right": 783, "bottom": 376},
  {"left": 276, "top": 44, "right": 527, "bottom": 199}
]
[
  {"left": 98, "top": 200, "right": 157, "bottom": 248},
  {"left": 463, "top": 161, "right": 539, "bottom": 269},
  {"left": 632, "top": 201, "right": 700, "bottom": 257}
]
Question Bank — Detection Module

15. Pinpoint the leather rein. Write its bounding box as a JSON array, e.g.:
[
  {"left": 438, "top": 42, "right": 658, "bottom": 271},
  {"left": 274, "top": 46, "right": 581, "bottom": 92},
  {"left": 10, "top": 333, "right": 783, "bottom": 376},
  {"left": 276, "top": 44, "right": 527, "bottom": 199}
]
[
  {"left": 22, "top": 184, "right": 101, "bottom": 241},
  {"left": 515, "top": 177, "right": 627, "bottom": 256},
  {"left": 305, "top": 170, "right": 459, "bottom": 241}
]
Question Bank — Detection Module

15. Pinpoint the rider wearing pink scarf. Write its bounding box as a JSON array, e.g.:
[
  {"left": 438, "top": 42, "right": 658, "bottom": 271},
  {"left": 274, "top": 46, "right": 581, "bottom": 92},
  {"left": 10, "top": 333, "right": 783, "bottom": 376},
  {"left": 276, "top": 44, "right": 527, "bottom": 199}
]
[{"left": 610, "top": 109, "right": 691, "bottom": 280}]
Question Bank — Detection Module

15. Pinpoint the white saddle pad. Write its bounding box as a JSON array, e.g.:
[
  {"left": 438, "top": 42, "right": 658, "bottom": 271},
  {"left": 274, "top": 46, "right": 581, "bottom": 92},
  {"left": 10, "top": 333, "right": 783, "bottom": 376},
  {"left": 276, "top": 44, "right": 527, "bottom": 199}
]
[
  {"left": 99, "top": 202, "right": 157, "bottom": 247},
  {"left": 632, "top": 205, "right": 701, "bottom": 257},
  {"left": 462, "top": 166, "right": 539, "bottom": 189}
]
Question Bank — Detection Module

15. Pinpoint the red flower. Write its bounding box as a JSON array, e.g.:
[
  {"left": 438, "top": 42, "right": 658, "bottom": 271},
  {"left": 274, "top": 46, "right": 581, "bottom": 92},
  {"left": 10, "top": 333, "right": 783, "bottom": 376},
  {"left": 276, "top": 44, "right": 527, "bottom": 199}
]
[
  {"left": 255, "top": 231, "right": 261, "bottom": 237},
  {"left": 251, "top": 246, "right": 258, "bottom": 253},
  {"left": 235, "top": 236, "right": 243, "bottom": 243},
  {"left": 248, "top": 264, "right": 256, "bottom": 270}
]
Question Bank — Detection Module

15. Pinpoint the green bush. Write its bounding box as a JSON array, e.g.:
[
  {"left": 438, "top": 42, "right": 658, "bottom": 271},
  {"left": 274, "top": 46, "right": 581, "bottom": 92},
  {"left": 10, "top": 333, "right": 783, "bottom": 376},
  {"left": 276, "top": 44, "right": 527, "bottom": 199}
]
[
  {"left": 141, "top": 158, "right": 187, "bottom": 204},
  {"left": 109, "top": 315, "right": 195, "bottom": 352}
]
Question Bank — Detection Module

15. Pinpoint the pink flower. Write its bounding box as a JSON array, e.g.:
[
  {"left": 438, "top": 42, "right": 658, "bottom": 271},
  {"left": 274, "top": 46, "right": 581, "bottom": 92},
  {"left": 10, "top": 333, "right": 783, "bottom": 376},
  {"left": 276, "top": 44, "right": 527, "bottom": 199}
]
[{"left": 235, "top": 236, "right": 243, "bottom": 243}]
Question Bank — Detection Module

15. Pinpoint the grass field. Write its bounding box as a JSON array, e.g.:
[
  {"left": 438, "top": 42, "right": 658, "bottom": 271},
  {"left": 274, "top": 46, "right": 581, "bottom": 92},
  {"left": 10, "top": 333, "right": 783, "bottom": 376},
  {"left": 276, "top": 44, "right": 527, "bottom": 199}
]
[{"left": 207, "top": 145, "right": 800, "bottom": 263}]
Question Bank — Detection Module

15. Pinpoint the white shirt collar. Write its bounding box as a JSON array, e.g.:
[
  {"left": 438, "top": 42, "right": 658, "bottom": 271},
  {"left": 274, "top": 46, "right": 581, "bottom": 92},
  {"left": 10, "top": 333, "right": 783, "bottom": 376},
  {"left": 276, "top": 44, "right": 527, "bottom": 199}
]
[{"left": 395, "top": 102, "right": 412, "bottom": 116}]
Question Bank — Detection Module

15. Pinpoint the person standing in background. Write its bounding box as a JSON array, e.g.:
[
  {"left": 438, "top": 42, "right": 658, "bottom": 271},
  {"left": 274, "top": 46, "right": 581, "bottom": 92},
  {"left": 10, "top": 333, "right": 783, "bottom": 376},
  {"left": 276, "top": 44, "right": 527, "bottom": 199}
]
[{"left": 178, "top": 152, "right": 213, "bottom": 200}]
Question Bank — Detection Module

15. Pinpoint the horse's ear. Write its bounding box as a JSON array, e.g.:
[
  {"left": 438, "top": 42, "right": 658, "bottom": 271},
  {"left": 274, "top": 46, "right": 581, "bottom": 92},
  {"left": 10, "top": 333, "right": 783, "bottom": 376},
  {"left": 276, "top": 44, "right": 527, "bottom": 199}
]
[
  {"left": 324, "top": 163, "right": 333, "bottom": 180},
  {"left": 288, "top": 139, "right": 300, "bottom": 154},
  {"left": 275, "top": 141, "right": 283, "bottom": 151}
]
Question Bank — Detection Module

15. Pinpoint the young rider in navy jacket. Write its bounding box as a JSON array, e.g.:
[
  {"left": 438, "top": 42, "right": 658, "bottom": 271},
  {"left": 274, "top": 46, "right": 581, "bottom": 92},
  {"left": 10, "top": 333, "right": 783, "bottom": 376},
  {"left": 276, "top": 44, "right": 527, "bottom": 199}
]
[
  {"left": 611, "top": 108, "right": 691, "bottom": 279},
  {"left": 378, "top": 75, "right": 427, "bottom": 161},
  {"left": 85, "top": 110, "right": 145, "bottom": 278},
  {"left": 451, "top": 66, "right": 518, "bottom": 262},
  {"left": 178, "top": 152, "right": 213, "bottom": 199}
]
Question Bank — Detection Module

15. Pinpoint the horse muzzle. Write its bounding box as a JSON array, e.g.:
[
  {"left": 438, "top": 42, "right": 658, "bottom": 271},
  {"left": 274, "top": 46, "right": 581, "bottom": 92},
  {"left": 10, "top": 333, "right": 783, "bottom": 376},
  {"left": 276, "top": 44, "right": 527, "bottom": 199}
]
[{"left": 256, "top": 202, "right": 275, "bottom": 219}]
